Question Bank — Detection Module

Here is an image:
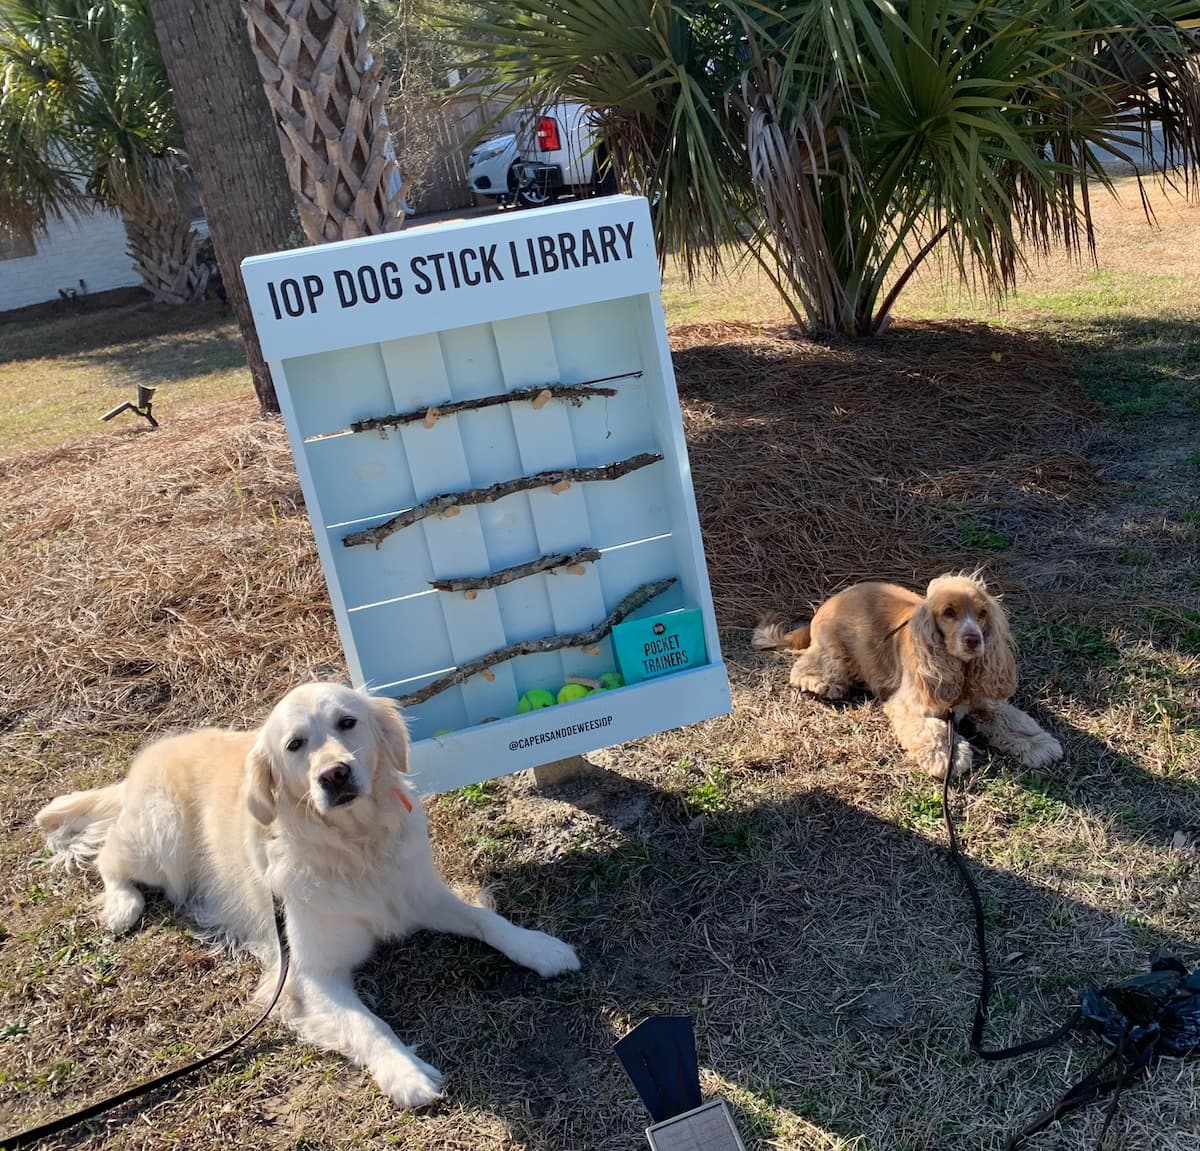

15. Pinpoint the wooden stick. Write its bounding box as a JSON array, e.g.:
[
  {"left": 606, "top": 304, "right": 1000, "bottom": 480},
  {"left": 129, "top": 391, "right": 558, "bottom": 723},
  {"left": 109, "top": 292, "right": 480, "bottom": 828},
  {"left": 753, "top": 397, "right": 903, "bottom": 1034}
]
[
  {"left": 346, "top": 371, "right": 641, "bottom": 436},
  {"left": 393, "top": 578, "right": 676, "bottom": 706},
  {"left": 343, "top": 453, "right": 662, "bottom": 549},
  {"left": 429, "top": 547, "right": 601, "bottom": 592}
]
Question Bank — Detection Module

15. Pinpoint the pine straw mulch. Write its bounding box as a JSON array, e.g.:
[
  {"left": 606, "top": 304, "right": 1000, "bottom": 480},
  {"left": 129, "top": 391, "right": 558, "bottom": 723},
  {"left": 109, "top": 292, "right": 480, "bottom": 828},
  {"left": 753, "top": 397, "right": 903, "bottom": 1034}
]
[
  {"left": 2, "top": 320, "right": 1199, "bottom": 1151},
  {"left": 672, "top": 319, "right": 1103, "bottom": 624},
  {"left": 0, "top": 396, "right": 344, "bottom": 743}
]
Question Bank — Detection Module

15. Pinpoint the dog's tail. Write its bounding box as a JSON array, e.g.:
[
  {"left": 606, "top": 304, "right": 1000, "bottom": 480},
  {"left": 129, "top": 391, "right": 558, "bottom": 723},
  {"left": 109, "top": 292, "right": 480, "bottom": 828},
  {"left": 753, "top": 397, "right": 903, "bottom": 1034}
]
[
  {"left": 751, "top": 612, "right": 812, "bottom": 653},
  {"left": 35, "top": 784, "right": 123, "bottom": 871}
]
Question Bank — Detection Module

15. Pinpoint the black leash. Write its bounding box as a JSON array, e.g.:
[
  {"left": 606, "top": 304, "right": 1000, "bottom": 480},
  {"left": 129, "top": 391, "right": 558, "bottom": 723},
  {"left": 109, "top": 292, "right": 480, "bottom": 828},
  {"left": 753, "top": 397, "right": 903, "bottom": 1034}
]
[
  {"left": 939, "top": 717, "right": 1081, "bottom": 1063},
  {"left": 1, "top": 903, "right": 290, "bottom": 1150},
  {"left": 939, "top": 717, "right": 1164, "bottom": 1150}
]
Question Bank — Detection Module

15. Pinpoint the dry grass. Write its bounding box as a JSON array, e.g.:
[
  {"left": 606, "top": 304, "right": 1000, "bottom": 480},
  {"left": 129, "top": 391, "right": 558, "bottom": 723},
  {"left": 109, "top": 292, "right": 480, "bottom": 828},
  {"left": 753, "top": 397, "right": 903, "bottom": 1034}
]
[
  {"left": 0, "top": 400, "right": 342, "bottom": 741},
  {"left": 1, "top": 185, "right": 1199, "bottom": 1150}
]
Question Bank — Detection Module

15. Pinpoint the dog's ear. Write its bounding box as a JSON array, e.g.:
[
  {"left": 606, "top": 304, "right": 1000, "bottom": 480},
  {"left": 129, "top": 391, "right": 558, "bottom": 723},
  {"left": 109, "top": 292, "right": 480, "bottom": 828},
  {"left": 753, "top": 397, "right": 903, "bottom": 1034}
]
[
  {"left": 367, "top": 693, "right": 409, "bottom": 778},
  {"left": 970, "top": 593, "right": 1017, "bottom": 700},
  {"left": 245, "top": 735, "right": 277, "bottom": 825},
  {"left": 908, "top": 598, "right": 964, "bottom": 709}
]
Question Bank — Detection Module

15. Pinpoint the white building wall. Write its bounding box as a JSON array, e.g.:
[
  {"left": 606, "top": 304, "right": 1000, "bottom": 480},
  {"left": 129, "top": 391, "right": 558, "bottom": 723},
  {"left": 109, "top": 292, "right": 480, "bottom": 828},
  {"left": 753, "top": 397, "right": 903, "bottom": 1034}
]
[{"left": 0, "top": 207, "right": 141, "bottom": 312}]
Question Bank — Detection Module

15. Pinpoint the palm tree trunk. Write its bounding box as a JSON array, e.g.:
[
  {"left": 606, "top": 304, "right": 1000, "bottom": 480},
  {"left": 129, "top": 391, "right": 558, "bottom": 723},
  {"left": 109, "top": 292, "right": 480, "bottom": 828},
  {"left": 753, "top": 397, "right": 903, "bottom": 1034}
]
[
  {"left": 244, "top": 0, "right": 406, "bottom": 243},
  {"left": 121, "top": 183, "right": 208, "bottom": 306},
  {"left": 147, "top": 0, "right": 304, "bottom": 415}
]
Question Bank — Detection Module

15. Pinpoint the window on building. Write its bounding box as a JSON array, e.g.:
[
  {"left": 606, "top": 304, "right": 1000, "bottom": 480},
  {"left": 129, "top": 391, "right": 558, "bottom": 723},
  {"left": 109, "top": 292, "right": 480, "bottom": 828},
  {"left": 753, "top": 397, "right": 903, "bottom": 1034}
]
[{"left": 0, "top": 224, "right": 37, "bottom": 260}]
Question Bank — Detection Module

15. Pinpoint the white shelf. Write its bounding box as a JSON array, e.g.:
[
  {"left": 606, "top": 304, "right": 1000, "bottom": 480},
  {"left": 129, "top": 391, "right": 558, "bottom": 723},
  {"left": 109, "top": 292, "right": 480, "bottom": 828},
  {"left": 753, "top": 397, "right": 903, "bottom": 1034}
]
[{"left": 242, "top": 197, "right": 731, "bottom": 792}]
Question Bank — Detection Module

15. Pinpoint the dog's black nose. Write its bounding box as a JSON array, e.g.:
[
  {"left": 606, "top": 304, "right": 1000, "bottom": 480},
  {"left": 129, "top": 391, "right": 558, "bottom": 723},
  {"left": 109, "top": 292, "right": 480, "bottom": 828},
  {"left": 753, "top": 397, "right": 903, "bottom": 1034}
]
[
  {"left": 963, "top": 633, "right": 981, "bottom": 651},
  {"left": 318, "top": 763, "right": 357, "bottom": 804}
]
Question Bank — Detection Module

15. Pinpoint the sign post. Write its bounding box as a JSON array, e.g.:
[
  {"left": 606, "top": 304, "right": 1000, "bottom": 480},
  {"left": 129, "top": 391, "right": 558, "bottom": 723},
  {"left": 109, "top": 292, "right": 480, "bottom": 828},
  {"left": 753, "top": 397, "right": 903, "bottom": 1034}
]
[{"left": 242, "top": 196, "right": 731, "bottom": 793}]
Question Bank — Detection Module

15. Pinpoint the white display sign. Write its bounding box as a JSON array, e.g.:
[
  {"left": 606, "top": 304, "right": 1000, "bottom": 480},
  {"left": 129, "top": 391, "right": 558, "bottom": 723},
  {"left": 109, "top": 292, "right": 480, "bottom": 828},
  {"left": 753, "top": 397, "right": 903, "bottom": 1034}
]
[{"left": 242, "top": 196, "right": 731, "bottom": 793}]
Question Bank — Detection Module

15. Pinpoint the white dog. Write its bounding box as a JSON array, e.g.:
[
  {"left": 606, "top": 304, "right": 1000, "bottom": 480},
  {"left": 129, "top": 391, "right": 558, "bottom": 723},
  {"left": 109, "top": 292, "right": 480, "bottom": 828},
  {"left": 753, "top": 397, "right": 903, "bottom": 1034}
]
[{"left": 35, "top": 682, "right": 580, "bottom": 1107}]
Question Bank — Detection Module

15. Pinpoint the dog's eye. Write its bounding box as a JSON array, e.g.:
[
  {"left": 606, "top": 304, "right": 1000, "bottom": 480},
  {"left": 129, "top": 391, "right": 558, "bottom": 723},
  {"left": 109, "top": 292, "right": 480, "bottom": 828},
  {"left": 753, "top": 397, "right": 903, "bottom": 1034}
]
[
  {"left": 286, "top": 736, "right": 306, "bottom": 753},
  {"left": 337, "top": 715, "right": 357, "bottom": 731},
  {"left": 942, "top": 606, "right": 957, "bottom": 619},
  {"left": 978, "top": 608, "right": 988, "bottom": 621}
]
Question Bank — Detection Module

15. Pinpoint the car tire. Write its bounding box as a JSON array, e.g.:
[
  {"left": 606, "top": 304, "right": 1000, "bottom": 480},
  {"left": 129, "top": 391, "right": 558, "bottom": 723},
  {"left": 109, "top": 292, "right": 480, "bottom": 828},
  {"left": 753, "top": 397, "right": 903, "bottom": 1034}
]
[
  {"left": 509, "top": 164, "right": 558, "bottom": 209},
  {"left": 515, "top": 178, "right": 558, "bottom": 209}
]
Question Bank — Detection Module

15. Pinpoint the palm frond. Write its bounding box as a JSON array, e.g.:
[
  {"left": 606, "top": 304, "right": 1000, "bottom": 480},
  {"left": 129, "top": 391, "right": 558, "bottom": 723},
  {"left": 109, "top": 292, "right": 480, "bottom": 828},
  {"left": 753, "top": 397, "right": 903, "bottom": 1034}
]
[{"left": 449, "top": 0, "right": 1200, "bottom": 336}]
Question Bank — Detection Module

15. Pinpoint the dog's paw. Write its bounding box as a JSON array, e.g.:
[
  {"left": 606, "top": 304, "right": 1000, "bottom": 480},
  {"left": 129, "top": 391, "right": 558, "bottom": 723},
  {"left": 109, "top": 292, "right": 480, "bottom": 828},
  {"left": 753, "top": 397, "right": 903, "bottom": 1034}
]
[
  {"left": 375, "top": 1053, "right": 444, "bottom": 1109},
  {"left": 924, "top": 738, "right": 972, "bottom": 780},
  {"left": 790, "top": 669, "right": 845, "bottom": 699},
  {"left": 101, "top": 884, "right": 144, "bottom": 934},
  {"left": 506, "top": 928, "right": 581, "bottom": 979},
  {"left": 1020, "top": 732, "right": 1064, "bottom": 769}
]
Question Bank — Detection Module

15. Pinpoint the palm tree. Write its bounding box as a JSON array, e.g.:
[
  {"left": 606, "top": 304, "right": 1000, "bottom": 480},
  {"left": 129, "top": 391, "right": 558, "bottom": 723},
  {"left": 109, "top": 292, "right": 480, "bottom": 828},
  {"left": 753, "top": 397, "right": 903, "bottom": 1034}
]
[
  {"left": 243, "top": 0, "right": 406, "bottom": 243},
  {"left": 455, "top": 0, "right": 1200, "bottom": 336},
  {"left": 0, "top": 0, "right": 208, "bottom": 304}
]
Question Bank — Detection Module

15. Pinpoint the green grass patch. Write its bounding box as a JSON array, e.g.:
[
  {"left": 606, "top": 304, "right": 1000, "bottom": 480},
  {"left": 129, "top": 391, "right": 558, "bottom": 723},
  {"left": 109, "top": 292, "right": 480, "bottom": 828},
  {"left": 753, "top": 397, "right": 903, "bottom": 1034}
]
[
  {"left": 1041, "top": 621, "right": 1120, "bottom": 666},
  {"left": 1115, "top": 544, "right": 1152, "bottom": 566},
  {"left": 708, "top": 821, "right": 764, "bottom": 856},
  {"left": 981, "top": 776, "right": 1068, "bottom": 829},
  {"left": 889, "top": 784, "right": 944, "bottom": 831},
  {"left": 1063, "top": 317, "right": 1200, "bottom": 421},
  {"left": 957, "top": 518, "right": 1011, "bottom": 553},
  {"left": 1144, "top": 607, "right": 1200, "bottom": 653},
  {"left": 684, "top": 765, "right": 735, "bottom": 814},
  {"left": 446, "top": 781, "right": 497, "bottom": 808},
  {"left": 0, "top": 299, "right": 251, "bottom": 457}
]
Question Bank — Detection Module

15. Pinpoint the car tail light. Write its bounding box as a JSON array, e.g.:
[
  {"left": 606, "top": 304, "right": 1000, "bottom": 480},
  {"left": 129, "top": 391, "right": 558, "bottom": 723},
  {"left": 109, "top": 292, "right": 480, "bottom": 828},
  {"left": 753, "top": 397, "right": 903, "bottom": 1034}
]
[{"left": 535, "top": 116, "right": 561, "bottom": 152}]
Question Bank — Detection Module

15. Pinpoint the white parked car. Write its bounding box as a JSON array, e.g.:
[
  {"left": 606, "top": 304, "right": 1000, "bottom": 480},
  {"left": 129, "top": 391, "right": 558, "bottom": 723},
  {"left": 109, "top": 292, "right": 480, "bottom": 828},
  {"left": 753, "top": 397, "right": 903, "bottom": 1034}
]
[{"left": 467, "top": 102, "right": 618, "bottom": 209}]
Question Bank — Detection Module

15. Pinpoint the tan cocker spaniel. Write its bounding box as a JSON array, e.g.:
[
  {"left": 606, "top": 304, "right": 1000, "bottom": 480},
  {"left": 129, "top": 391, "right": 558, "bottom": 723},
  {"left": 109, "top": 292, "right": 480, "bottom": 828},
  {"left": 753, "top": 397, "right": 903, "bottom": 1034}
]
[{"left": 753, "top": 573, "right": 1062, "bottom": 778}]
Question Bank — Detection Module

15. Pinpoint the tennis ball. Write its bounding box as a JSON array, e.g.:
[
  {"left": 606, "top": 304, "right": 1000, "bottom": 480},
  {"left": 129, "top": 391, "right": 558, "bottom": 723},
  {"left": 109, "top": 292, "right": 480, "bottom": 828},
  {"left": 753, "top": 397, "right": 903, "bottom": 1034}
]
[
  {"left": 597, "top": 673, "right": 624, "bottom": 691},
  {"left": 556, "top": 682, "right": 591, "bottom": 704},
  {"left": 517, "top": 689, "right": 556, "bottom": 713}
]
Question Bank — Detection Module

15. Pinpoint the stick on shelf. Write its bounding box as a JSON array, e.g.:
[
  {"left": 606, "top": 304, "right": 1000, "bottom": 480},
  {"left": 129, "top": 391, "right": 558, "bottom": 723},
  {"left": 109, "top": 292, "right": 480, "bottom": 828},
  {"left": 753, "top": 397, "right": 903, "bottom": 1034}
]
[
  {"left": 430, "top": 547, "right": 601, "bottom": 593},
  {"left": 341, "top": 370, "right": 642, "bottom": 437},
  {"left": 393, "top": 577, "right": 676, "bottom": 707},
  {"left": 343, "top": 452, "right": 662, "bottom": 549}
]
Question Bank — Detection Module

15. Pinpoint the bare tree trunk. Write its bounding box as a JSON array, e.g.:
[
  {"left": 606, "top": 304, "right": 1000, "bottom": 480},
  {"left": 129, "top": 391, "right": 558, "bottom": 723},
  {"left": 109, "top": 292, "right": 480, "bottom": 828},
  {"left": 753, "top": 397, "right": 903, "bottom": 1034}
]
[
  {"left": 146, "top": 0, "right": 302, "bottom": 414},
  {"left": 244, "top": 0, "right": 405, "bottom": 243}
]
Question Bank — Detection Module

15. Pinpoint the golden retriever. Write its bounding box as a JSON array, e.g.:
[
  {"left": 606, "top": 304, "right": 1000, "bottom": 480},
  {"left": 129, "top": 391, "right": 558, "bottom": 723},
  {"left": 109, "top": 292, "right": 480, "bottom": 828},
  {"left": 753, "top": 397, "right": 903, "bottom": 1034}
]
[
  {"left": 35, "top": 682, "right": 579, "bottom": 1108},
  {"left": 753, "top": 573, "right": 1063, "bottom": 778}
]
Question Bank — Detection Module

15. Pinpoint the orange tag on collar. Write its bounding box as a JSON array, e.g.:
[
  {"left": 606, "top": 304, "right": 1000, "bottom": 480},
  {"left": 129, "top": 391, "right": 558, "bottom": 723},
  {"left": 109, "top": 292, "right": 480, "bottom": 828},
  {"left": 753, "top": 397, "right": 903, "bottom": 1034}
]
[{"left": 392, "top": 786, "right": 413, "bottom": 813}]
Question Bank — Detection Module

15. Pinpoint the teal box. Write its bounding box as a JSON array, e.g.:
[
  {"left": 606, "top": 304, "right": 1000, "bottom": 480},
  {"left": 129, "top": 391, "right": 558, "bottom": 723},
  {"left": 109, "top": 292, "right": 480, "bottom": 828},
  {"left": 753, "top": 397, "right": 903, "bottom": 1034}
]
[{"left": 611, "top": 608, "right": 708, "bottom": 684}]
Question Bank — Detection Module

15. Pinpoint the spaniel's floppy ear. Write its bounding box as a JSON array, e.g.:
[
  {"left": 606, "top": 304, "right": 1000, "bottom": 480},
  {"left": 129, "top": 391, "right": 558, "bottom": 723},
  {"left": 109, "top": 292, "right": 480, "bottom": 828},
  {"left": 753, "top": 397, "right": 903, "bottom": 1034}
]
[
  {"left": 245, "top": 734, "right": 277, "bottom": 825},
  {"left": 907, "top": 597, "right": 964, "bottom": 709},
  {"left": 970, "top": 591, "right": 1017, "bottom": 700},
  {"left": 367, "top": 693, "right": 409, "bottom": 778}
]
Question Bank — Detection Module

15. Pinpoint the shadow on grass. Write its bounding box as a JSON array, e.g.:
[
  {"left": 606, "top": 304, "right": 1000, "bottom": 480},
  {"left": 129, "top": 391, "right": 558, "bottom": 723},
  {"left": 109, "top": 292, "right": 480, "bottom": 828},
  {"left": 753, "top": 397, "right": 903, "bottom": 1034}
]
[
  {"left": 1042, "top": 314, "right": 1200, "bottom": 420},
  {"left": 347, "top": 771, "right": 1198, "bottom": 1151},
  {"left": 670, "top": 320, "right": 1099, "bottom": 627},
  {"left": 0, "top": 298, "right": 240, "bottom": 372},
  {"left": 990, "top": 709, "right": 1200, "bottom": 852},
  {"left": 79, "top": 329, "right": 248, "bottom": 388}
]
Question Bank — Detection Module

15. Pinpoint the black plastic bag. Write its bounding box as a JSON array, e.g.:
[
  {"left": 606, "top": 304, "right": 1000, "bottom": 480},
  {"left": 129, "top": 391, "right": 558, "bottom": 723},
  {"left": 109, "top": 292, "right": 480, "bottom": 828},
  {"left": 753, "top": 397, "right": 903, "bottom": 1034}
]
[
  {"left": 1011, "top": 951, "right": 1200, "bottom": 1149},
  {"left": 1080, "top": 952, "right": 1200, "bottom": 1059}
]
